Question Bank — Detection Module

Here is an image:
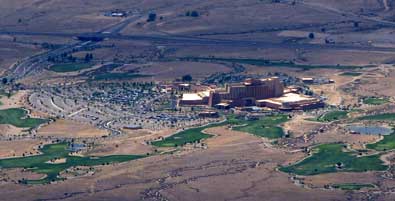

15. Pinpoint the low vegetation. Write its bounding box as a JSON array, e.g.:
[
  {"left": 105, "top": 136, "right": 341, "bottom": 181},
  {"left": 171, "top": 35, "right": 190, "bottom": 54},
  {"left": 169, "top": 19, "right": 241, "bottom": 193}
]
[
  {"left": 0, "top": 108, "right": 48, "bottom": 128},
  {"left": 280, "top": 144, "right": 387, "bottom": 175},
  {"left": 363, "top": 97, "right": 390, "bottom": 105},
  {"left": 49, "top": 63, "right": 94, "bottom": 73},
  {"left": 309, "top": 111, "right": 349, "bottom": 122},
  {"left": 340, "top": 72, "right": 362, "bottom": 77},
  {"left": 0, "top": 143, "right": 144, "bottom": 184},
  {"left": 331, "top": 183, "right": 375, "bottom": 190},
  {"left": 358, "top": 113, "right": 395, "bottom": 121}
]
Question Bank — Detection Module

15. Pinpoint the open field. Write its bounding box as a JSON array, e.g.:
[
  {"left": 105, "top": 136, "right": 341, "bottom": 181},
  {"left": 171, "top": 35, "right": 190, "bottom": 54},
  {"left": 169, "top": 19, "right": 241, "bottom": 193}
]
[
  {"left": 120, "top": 61, "right": 232, "bottom": 82},
  {"left": 0, "top": 40, "right": 43, "bottom": 74},
  {"left": 0, "top": 143, "right": 145, "bottom": 184},
  {"left": 92, "top": 72, "right": 150, "bottom": 81},
  {"left": 280, "top": 143, "right": 387, "bottom": 175},
  {"left": 0, "top": 108, "right": 48, "bottom": 128}
]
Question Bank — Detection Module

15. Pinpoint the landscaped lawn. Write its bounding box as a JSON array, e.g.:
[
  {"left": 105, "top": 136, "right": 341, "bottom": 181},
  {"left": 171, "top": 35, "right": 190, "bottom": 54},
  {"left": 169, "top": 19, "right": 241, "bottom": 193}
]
[
  {"left": 0, "top": 108, "right": 48, "bottom": 128},
  {"left": 331, "top": 183, "right": 375, "bottom": 190},
  {"left": 309, "top": 111, "right": 349, "bottom": 122},
  {"left": 363, "top": 97, "right": 390, "bottom": 105},
  {"left": 280, "top": 144, "right": 387, "bottom": 175},
  {"left": 49, "top": 63, "right": 93, "bottom": 73},
  {"left": 0, "top": 143, "right": 144, "bottom": 184},
  {"left": 232, "top": 115, "right": 289, "bottom": 139}
]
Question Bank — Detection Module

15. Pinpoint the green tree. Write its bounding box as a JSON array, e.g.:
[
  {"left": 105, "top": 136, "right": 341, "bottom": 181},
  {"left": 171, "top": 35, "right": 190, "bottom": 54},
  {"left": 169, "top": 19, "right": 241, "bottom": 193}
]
[{"left": 182, "top": 74, "right": 193, "bottom": 82}]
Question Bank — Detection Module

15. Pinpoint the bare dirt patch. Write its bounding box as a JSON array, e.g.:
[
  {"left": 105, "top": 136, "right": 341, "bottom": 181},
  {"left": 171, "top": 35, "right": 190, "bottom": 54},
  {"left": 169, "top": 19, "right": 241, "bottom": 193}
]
[
  {"left": 0, "top": 139, "right": 42, "bottom": 158},
  {"left": 38, "top": 119, "right": 108, "bottom": 138}
]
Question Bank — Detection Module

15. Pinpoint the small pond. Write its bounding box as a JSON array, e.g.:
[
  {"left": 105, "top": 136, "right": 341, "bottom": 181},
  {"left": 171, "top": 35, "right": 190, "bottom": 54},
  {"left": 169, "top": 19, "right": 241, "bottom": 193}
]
[{"left": 346, "top": 125, "right": 393, "bottom": 135}]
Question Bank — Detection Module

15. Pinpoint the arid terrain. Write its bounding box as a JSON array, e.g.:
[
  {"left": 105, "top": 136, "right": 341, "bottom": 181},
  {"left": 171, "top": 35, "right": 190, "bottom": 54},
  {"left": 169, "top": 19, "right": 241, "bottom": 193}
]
[{"left": 1, "top": 0, "right": 395, "bottom": 201}]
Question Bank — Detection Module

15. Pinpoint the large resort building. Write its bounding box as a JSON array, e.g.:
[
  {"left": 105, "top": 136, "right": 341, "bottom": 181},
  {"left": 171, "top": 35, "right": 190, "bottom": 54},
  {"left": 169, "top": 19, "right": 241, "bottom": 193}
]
[
  {"left": 209, "top": 77, "right": 284, "bottom": 107},
  {"left": 178, "top": 77, "right": 324, "bottom": 111}
]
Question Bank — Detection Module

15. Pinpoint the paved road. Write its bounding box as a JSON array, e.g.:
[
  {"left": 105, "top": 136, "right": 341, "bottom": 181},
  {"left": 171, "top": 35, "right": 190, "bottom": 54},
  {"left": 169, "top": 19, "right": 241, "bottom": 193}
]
[
  {"left": 3, "top": 6, "right": 395, "bottom": 81},
  {"left": 2, "top": 29, "right": 395, "bottom": 52},
  {"left": 2, "top": 15, "right": 144, "bottom": 80}
]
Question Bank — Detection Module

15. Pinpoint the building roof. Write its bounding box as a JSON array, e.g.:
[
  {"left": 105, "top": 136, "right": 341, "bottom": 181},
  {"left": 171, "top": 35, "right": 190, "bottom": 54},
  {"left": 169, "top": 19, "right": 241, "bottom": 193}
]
[
  {"left": 258, "top": 93, "right": 316, "bottom": 104},
  {"left": 182, "top": 93, "right": 203, "bottom": 101},
  {"left": 198, "top": 90, "right": 211, "bottom": 97},
  {"left": 302, "top": 77, "right": 314, "bottom": 81}
]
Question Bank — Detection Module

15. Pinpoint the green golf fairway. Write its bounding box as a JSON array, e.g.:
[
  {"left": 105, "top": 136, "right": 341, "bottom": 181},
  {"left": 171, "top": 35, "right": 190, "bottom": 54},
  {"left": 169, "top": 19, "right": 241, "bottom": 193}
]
[
  {"left": 280, "top": 144, "right": 387, "bottom": 175},
  {"left": 0, "top": 143, "right": 144, "bottom": 184},
  {"left": 0, "top": 108, "right": 48, "bottom": 128}
]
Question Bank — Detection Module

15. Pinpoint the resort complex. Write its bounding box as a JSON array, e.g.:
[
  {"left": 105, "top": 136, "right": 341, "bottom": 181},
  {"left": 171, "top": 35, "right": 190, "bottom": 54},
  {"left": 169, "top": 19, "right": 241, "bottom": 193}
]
[{"left": 179, "top": 77, "right": 324, "bottom": 110}]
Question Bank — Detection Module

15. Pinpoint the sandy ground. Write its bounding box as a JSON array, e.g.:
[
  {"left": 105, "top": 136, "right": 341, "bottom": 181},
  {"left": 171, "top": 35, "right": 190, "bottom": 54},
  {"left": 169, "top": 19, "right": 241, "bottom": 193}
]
[
  {"left": 0, "top": 139, "right": 43, "bottom": 158},
  {"left": 0, "top": 124, "right": 25, "bottom": 137},
  {"left": 0, "top": 168, "right": 45, "bottom": 183},
  {"left": 283, "top": 114, "right": 324, "bottom": 138},
  {"left": 0, "top": 90, "right": 29, "bottom": 110},
  {"left": 46, "top": 158, "right": 67, "bottom": 164},
  {"left": 303, "top": 171, "right": 379, "bottom": 189},
  {"left": 37, "top": 119, "right": 109, "bottom": 138},
  {"left": 122, "top": 61, "right": 232, "bottom": 82},
  {"left": 351, "top": 66, "right": 395, "bottom": 97},
  {"left": 312, "top": 127, "right": 381, "bottom": 150},
  {"left": 88, "top": 128, "right": 176, "bottom": 156}
]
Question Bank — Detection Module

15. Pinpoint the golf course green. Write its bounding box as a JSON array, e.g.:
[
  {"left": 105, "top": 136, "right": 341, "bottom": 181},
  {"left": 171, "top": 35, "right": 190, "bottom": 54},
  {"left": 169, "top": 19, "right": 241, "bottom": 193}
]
[
  {"left": 280, "top": 144, "right": 387, "bottom": 175},
  {"left": 0, "top": 108, "right": 48, "bottom": 128},
  {"left": 151, "top": 121, "right": 227, "bottom": 147},
  {"left": 231, "top": 114, "right": 289, "bottom": 139},
  {"left": 152, "top": 114, "right": 289, "bottom": 147},
  {"left": 0, "top": 143, "right": 144, "bottom": 184},
  {"left": 366, "top": 131, "right": 395, "bottom": 151}
]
